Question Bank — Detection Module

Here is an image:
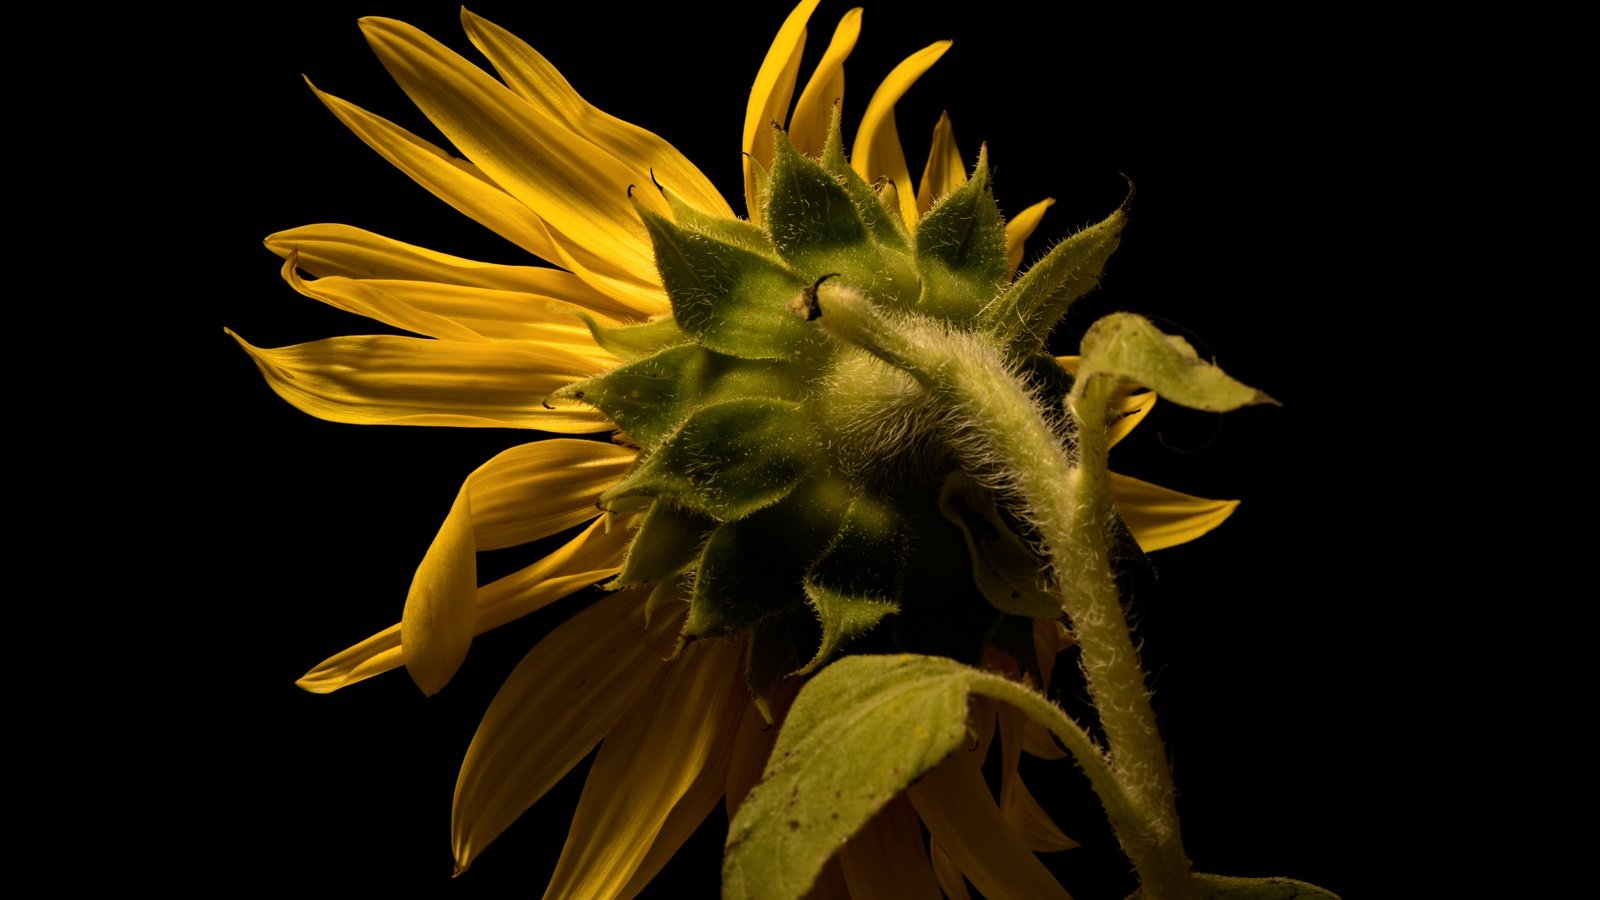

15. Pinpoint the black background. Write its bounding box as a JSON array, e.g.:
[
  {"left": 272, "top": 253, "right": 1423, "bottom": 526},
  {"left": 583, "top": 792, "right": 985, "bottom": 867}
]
[{"left": 195, "top": 1, "right": 1572, "bottom": 895}]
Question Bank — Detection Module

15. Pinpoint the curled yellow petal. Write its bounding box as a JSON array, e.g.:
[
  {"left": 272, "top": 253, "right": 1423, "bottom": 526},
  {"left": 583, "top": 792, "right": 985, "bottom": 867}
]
[
  {"left": 296, "top": 515, "right": 632, "bottom": 693},
  {"left": 461, "top": 8, "right": 731, "bottom": 218},
  {"left": 228, "top": 330, "right": 609, "bottom": 431},
  {"left": 453, "top": 589, "right": 681, "bottom": 872},
  {"left": 839, "top": 796, "right": 942, "bottom": 899},
  {"left": 401, "top": 489, "right": 477, "bottom": 695},
  {"left": 1004, "top": 197, "right": 1055, "bottom": 276},
  {"left": 467, "top": 441, "right": 636, "bottom": 551},
  {"left": 743, "top": 0, "right": 820, "bottom": 219},
  {"left": 789, "top": 7, "right": 863, "bottom": 157},
  {"left": 915, "top": 111, "right": 966, "bottom": 216},
  {"left": 543, "top": 638, "right": 746, "bottom": 899},
  {"left": 1110, "top": 472, "right": 1241, "bottom": 552},
  {"left": 852, "top": 40, "right": 951, "bottom": 226},
  {"left": 906, "top": 757, "right": 1070, "bottom": 900}
]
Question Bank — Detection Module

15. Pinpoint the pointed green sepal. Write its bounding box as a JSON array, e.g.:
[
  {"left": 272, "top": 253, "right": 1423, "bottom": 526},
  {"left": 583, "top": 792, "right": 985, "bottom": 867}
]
[
  {"left": 767, "top": 127, "right": 870, "bottom": 262},
  {"left": 662, "top": 188, "right": 778, "bottom": 257},
  {"left": 637, "top": 202, "right": 824, "bottom": 361},
  {"left": 1126, "top": 874, "right": 1342, "bottom": 900},
  {"left": 577, "top": 312, "right": 688, "bottom": 362},
  {"left": 1078, "top": 313, "right": 1279, "bottom": 412},
  {"left": 798, "top": 495, "right": 905, "bottom": 674},
  {"left": 821, "top": 103, "right": 909, "bottom": 250},
  {"left": 913, "top": 145, "right": 1008, "bottom": 322},
  {"left": 746, "top": 609, "right": 806, "bottom": 723},
  {"left": 602, "top": 398, "right": 812, "bottom": 519},
  {"left": 987, "top": 199, "right": 1127, "bottom": 353},
  {"left": 549, "top": 344, "right": 801, "bottom": 451},
  {"left": 617, "top": 501, "right": 716, "bottom": 586},
  {"left": 938, "top": 472, "right": 1061, "bottom": 618}
]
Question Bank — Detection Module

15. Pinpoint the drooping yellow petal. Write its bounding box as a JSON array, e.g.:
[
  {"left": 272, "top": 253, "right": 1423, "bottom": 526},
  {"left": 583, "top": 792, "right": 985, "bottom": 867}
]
[
  {"left": 915, "top": 111, "right": 966, "bottom": 216},
  {"left": 266, "top": 224, "right": 644, "bottom": 320},
  {"left": 838, "top": 796, "right": 942, "bottom": 899},
  {"left": 453, "top": 589, "right": 681, "bottom": 872},
  {"left": 543, "top": 638, "right": 746, "bottom": 899},
  {"left": 1108, "top": 391, "right": 1156, "bottom": 448},
  {"left": 743, "top": 0, "right": 820, "bottom": 220},
  {"left": 852, "top": 40, "right": 951, "bottom": 226},
  {"left": 461, "top": 8, "right": 731, "bottom": 218},
  {"left": 401, "top": 487, "right": 478, "bottom": 696},
  {"left": 907, "top": 757, "right": 1071, "bottom": 900},
  {"left": 1110, "top": 472, "right": 1241, "bottom": 552},
  {"left": 1004, "top": 198, "right": 1055, "bottom": 276},
  {"left": 930, "top": 837, "right": 972, "bottom": 900},
  {"left": 297, "top": 516, "right": 632, "bottom": 693},
  {"left": 306, "top": 79, "right": 557, "bottom": 263},
  {"left": 280, "top": 257, "right": 624, "bottom": 360},
  {"left": 996, "top": 705, "right": 1078, "bottom": 852},
  {"left": 789, "top": 7, "right": 863, "bottom": 157},
  {"left": 617, "top": 693, "right": 745, "bottom": 899},
  {"left": 360, "top": 18, "right": 667, "bottom": 286},
  {"left": 228, "top": 330, "right": 609, "bottom": 431}
]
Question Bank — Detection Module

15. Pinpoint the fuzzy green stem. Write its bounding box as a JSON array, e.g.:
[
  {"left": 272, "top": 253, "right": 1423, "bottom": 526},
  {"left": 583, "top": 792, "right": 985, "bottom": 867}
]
[{"left": 811, "top": 287, "right": 1197, "bottom": 900}]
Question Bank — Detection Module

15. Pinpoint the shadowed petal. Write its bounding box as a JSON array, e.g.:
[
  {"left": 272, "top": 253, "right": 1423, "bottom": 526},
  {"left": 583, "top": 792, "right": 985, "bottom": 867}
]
[
  {"left": 543, "top": 638, "right": 747, "bottom": 898},
  {"left": 743, "top": 0, "right": 821, "bottom": 220},
  {"left": 839, "top": 796, "right": 942, "bottom": 899},
  {"left": 1004, "top": 198, "right": 1054, "bottom": 276},
  {"left": 907, "top": 757, "right": 1071, "bottom": 900},
  {"left": 997, "top": 705, "right": 1079, "bottom": 852},
  {"left": 461, "top": 8, "right": 731, "bottom": 217},
  {"left": 1110, "top": 472, "right": 1241, "bottom": 552},
  {"left": 452, "top": 589, "right": 683, "bottom": 872},
  {"left": 915, "top": 111, "right": 966, "bottom": 215},
  {"left": 361, "top": 17, "right": 667, "bottom": 287},
  {"left": 789, "top": 7, "right": 863, "bottom": 157},
  {"left": 930, "top": 837, "right": 972, "bottom": 900},
  {"left": 228, "top": 330, "right": 610, "bottom": 430},
  {"left": 852, "top": 40, "right": 951, "bottom": 225}
]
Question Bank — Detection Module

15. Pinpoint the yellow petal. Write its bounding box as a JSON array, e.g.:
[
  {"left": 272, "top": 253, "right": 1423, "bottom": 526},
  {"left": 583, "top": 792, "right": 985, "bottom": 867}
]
[
  {"left": 297, "top": 517, "right": 632, "bottom": 694},
  {"left": 228, "top": 329, "right": 610, "bottom": 431},
  {"left": 916, "top": 111, "right": 966, "bottom": 216},
  {"left": 1108, "top": 391, "right": 1156, "bottom": 448},
  {"left": 1004, "top": 198, "right": 1055, "bottom": 276},
  {"left": 997, "top": 705, "right": 1078, "bottom": 852},
  {"left": 907, "top": 758, "right": 1071, "bottom": 900},
  {"left": 743, "top": 0, "right": 820, "bottom": 219},
  {"left": 789, "top": 7, "right": 863, "bottom": 157},
  {"left": 306, "top": 79, "right": 557, "bottom": 263},
  {"left": 360, "top": 18, "right": 667, "bottom": 286},
  {"left": 839, "top": 796, "right": 942, "bottom": 899},
  {"left": 930, "top": 837, "right": 972, "bottom": 900},
  {"left": 1110, "top": 472, "right": 1241, "bottom": 552},
  {"left": 852, "top": 40, "right": 951, "bottom": 226},
  {"left": 461, "top": 9, "right": 731, "bottom": 218},
  {"left": 281, "top": 258, "right": 624, "bottom": 358},
  {"left": 401, "top": 488, "right": 477, "bottom": 695},
  {"left": 467, "top": 441, "right": 636, "bottom": 551},
  {"left": 617, "top": 691, "right": 745, "bottom": 899},
  {"left": 266, "top": 223, "right": 646, "bottom": 321},
  {"left": 726, "top": 680, "right": 796, "bottom": 817},
  {"left": 1032, "top": 619, "right": 1074, "bottom": 690},
  {"left": 806, "top": 858, "right": 851, "bottom": 900},
  {"left": 543, "top": 638, "right": 746, "bottom": 899},
  {"left": 1022, "top": 722, "right": 1067, "bottom": 760},
  {"left": 453, "top": 589, "right": 681, "bottom": 872}
]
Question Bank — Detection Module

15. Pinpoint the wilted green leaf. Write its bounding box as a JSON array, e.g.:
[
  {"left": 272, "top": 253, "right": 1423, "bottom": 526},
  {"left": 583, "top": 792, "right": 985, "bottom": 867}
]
[
  {"left": 1078, "top": 313, "right": 1277, "bottom": 412},
  {"left": 1126, "top": 874, "right": 1342, "bottom": 900}
]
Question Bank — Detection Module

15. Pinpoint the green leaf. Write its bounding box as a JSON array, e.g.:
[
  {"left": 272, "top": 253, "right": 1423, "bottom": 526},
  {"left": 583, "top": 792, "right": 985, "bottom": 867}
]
[
  {"left": 798, "top": 495, "right": 905, "bottom": 673},
  {"left": 617, "top": 501, "right": 716, "bottom": 586},
  {"left": 1078, "top": 313, "right": 1278, "bottom": 412},
  {"left": 577, "top": 312, "right": 688, "bottom": 362},
  {"left": 820, "top": 104, "right": 909, "bottom": 250},
  {"left": 1126, "top": 874, "right": 1342, "bottom": 900},
  {"left": 986, "top": 201, "right": 1127, "bottom": 353},
  {"left": 685, "top": 478, "right": 851, "bottom": 638},
  {"left": 638, "top": 205, "right": 826, "bottom": 362},
  {"left": 913, "top": 145, "right": 1008, "bottom": 322},
  {"left": 602, "top": 398, "right": 812, "bottom": 519},
  {"left": 551, "top": 344, "right": 801, "bottom": 451},
  {"left": 938, "top": 472, "right": 1061, "bottom": 618},
  {"left": 722, "top": 655, "right": 987, "bottom": 900}
]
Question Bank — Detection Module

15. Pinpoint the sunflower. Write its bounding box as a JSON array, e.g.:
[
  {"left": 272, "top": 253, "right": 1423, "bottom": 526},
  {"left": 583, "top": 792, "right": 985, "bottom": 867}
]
[{"left": 232, "top": 2, "right": 1244, "bottom": 895}]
